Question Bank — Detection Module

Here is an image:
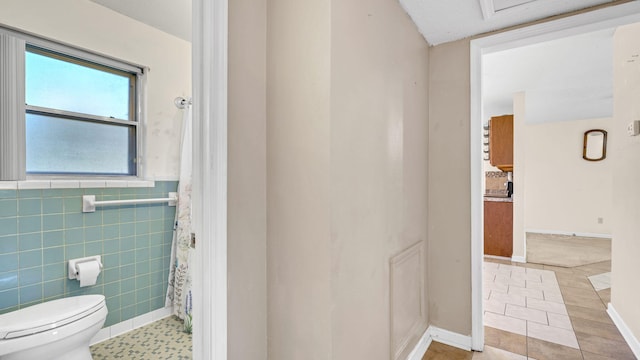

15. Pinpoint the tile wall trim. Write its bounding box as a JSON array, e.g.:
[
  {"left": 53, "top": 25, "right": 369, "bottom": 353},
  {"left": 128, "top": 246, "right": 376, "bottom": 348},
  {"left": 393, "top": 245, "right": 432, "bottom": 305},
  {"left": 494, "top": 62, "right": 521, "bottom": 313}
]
[
  {"left": 90, "top": 306, "right": 174, "bottom": 345},
  {"left": 409, "top": 325, "right": 473, "bottom": 360},
  {"left": 607, "top": 303, "right": 640, "bottom": 359},
  {"left": 0, "top": 180, "right": 156, "bottom": 190}
]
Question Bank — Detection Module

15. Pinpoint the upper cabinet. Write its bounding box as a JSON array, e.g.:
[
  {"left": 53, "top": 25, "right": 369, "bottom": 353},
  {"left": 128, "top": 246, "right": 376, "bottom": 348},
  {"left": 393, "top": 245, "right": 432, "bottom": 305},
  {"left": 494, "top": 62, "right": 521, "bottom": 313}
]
[{"left": 489, "top": 115, "right": 513, "bottom": 172}]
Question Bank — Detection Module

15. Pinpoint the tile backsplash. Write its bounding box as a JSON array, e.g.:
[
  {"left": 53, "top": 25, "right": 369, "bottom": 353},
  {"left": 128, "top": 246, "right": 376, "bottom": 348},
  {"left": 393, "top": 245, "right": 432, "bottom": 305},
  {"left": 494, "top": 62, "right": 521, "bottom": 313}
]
[{"left": 0, "top": 181, "right": 177, "bottom": 327}]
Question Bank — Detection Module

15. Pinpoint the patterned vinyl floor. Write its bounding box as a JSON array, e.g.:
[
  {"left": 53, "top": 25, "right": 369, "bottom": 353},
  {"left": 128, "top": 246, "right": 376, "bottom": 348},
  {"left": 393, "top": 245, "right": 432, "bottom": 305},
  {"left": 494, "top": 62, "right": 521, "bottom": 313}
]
[{"left": 90, "top": 316, "right": 192, "bottom": 359}]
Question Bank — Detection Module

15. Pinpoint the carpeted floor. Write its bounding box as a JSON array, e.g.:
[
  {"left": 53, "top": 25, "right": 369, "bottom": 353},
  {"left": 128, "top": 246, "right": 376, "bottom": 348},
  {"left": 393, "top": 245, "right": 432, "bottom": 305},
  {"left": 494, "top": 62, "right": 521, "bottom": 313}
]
[
  {"left": 526, "top": 233, "right": 611, "bottom": 267},
  {"left": 90, "top": 316, "right": 192, "bottom": 359}
]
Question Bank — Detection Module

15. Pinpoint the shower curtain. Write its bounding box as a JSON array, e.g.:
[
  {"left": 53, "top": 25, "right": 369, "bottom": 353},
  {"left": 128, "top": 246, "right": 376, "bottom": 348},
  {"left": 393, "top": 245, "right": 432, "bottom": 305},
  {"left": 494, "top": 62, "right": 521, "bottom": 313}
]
[{"left": 166, "top": 103, "right": 194, "bottom": 333}]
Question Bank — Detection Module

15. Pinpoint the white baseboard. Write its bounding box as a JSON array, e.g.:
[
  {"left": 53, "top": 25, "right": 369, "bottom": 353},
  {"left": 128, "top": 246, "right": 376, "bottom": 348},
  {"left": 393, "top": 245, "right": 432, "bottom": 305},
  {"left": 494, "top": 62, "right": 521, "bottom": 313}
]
[
  {"left": 607, "top": 304, "right": 640, "bottom": 359},
  {"left": 407, "top": 325, "right": 472, "bottom": 360},
  {"left": 526, "top": 229, "right": 612, "bottom": 239},
  {"left": 511, "top": 255, "right": 526, "bottom": 263},
  {"left": 406, "top": 328, "right": 433, "bottom": 360},
  {"left": 90, "top": 306, "right": 174, "bottom": 345},
  {"left": 483, "top": 255, "right": 510, "bottom": 261}
]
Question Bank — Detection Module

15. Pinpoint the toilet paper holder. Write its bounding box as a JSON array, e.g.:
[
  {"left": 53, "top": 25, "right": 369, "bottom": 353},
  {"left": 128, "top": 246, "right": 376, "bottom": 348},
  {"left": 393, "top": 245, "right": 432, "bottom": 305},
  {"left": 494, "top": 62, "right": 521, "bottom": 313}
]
[{"left": 68, "top": 256, "right": 103, "bottom": 280}]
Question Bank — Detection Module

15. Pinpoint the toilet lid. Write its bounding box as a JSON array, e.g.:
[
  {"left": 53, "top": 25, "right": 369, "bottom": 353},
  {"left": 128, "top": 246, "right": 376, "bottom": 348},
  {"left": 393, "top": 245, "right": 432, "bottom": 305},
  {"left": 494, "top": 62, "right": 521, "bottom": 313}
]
[{"left": 0, "top": 295, "right": 106, "bottom": 340}]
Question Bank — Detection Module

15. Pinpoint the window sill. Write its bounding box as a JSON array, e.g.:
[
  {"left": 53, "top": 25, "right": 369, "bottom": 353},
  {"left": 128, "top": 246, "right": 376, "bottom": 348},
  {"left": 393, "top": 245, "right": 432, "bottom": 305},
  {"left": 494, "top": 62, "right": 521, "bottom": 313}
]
[{"left": 0, "top": 179, "right": 155, "bottom": 190}]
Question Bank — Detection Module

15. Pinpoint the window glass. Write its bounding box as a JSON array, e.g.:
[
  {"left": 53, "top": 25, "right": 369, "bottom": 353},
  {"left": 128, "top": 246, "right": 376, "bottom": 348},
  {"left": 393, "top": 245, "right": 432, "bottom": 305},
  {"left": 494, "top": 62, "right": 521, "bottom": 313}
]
[
  {"left": 26, "top": 49, "right": 132, "bottom": 120},
  {"left": 26, "top": 113, "right": 134, "bottom": 175}
]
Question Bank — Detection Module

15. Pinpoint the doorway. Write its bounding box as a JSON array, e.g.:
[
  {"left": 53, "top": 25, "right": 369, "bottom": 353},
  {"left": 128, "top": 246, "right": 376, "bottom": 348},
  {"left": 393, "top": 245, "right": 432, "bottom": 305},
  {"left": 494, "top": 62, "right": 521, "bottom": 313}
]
[{"left": 470, "top": 2, "right": 640, "bottom": 351}]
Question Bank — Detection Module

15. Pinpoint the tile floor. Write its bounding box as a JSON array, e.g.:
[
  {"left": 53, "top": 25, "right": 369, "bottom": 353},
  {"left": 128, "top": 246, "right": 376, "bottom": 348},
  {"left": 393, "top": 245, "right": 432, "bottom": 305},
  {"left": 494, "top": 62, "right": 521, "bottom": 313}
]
[
  {"left": 423, "top": 258, "right": 637, "bottom": 360},
  {"left": 90, "top": 316, "right": 192, "bottom": 359}
]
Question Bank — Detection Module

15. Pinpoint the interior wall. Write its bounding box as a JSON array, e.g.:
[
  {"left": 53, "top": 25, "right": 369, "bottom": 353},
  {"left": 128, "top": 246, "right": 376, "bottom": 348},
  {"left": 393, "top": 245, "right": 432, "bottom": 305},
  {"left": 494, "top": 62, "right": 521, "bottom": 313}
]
[
  {"left": 266, "top": 0, "right": 429, "bottom": 358},
  {"left": 330, "top": 0, "right": 429, "bottom": 359},
  {"left": 513, "top": 93, "right": 526, "bottom": 259},
  {"left": 523, "top": 117, "right": 612, "bottom": 236},
  {"left": 0, "top": 0, "right": 191, "bottom": 179},
  {"left": 266, "top": 0, "right": 332, "bottom": 358},
  {"left": 228, "top": 0, "right": 267, "bottom": 359},
  {"left": 428, "top": 38, "right": 472, "bottom": 335},
  {"left": 611, "top": 21, "right": 640, "bottom": 346}
]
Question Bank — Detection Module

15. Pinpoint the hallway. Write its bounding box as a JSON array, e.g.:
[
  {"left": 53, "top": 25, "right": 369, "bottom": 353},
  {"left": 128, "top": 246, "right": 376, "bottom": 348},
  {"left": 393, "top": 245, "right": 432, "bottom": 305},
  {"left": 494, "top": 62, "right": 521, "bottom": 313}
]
[{"left": 423, "top": 258, "right": 636, "bottom": 359}]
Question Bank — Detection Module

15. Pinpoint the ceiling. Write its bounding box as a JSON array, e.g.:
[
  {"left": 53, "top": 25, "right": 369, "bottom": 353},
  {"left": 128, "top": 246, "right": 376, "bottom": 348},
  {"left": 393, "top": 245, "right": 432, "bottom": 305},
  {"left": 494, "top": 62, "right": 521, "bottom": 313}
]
[
  {"left": 399, "top": 0, "right": 617, "bottom": 45},
  {"left": 87, "top": 0, "right": 622, "bottom": 125},
  {"left": 88, "top": 0, "right": 191, "bottom": 41},
  {"left": 483, "top": 28, "right": 614, "bottom": 124}
]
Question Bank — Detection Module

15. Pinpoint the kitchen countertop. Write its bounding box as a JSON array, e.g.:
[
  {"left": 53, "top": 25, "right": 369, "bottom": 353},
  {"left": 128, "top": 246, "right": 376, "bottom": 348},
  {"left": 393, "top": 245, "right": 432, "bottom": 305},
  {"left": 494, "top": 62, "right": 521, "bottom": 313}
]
[{"left": 484, "top": 196, "right": 513, "bottom": 203}]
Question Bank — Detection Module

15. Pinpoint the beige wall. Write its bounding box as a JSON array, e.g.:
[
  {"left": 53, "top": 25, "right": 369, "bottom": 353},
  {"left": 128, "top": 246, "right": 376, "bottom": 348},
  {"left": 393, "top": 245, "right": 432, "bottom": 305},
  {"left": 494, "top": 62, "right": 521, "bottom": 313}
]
[
  {"left": 267, "top": 0, "right": 429, "bottom": 358},
  {"left": 0, "top": 0, "right": 191, "bottom": 179},
  {"left": 611, "top": 22, "right": 640, "bottom": 344},
  {"left": 428, "top": 38, "right": 472, "bottom": 335},
  {"left": 228, "top": 0, "right": 267, "bottom": 359},
  {"left": 330, "top": 1, "right": 429, "bottom": 359},
  {"left": 266, "top": 0, "right": 332, "bottom": 358},
  {"left": 523, "top": 117, "right": 612, "bottom": 236}
]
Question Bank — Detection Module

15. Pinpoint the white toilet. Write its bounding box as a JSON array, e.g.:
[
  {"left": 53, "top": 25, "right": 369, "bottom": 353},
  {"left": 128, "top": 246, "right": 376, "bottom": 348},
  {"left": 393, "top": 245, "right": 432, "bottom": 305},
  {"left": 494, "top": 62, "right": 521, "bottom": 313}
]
[{"left": 0, "top": 295, "right": 108, "bottom": 360}]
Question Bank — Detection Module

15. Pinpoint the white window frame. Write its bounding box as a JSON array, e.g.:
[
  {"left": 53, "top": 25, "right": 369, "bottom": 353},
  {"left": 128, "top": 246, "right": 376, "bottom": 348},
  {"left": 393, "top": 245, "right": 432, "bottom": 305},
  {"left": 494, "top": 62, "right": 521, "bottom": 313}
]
[{"left": 0, "top": 24, "right": 147, "bottom": 181}]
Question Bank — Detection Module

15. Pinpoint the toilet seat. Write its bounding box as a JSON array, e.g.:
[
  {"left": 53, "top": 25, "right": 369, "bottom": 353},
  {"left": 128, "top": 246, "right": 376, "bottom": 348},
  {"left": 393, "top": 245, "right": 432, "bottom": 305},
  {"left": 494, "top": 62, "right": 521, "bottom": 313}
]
[{"left": 0, "top": 295, "right": 105, "bottom": 340}]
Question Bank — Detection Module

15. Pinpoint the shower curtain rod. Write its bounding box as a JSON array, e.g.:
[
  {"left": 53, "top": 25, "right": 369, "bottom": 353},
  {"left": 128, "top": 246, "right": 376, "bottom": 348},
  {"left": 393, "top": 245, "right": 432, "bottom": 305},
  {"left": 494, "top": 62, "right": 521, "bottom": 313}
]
[{"left": 174, "top": 96, "right": 192, "bottom": 109}]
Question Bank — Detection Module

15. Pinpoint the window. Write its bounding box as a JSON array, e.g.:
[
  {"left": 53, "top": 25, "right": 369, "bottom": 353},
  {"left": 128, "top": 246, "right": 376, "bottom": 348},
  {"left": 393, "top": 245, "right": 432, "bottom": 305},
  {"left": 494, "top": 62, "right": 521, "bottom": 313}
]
[{"left": 0, "top": 28, "right": 145, "bottom": 180}]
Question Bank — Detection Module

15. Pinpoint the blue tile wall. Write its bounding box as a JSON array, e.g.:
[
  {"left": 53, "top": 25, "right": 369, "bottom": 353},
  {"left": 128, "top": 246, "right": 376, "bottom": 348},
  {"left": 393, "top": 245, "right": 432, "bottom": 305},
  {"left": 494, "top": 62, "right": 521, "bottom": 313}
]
[{"left": 0, "top": 181, "right": 177, "bottom": 327}]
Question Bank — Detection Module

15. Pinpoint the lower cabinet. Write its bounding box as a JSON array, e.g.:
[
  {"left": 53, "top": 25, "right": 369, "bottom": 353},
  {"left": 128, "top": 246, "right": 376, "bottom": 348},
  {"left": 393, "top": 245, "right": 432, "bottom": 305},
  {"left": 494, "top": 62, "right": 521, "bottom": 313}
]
[{"left": 484, "top": 200, "right": 513, "bottom": 257}]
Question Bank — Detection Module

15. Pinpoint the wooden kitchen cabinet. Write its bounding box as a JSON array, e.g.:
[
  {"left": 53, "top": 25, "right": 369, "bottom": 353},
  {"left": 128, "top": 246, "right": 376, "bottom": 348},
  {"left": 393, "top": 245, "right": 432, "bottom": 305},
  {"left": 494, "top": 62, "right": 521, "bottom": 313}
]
[
  {"left": 489, "top": 115, "right": 513, "bottom": 172},
  {"left": 484, "top": 200, "right": 513, "bottom": 257}
]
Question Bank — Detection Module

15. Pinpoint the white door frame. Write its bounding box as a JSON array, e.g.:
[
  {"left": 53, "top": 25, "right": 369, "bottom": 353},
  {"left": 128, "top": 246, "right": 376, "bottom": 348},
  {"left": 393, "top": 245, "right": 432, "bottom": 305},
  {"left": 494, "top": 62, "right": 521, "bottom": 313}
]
[
  {"left": 192, "top": 0, "right": 228, "bottom": 359},
  {"left": 470, "top": 2, "right": 640, "bottom": 351}
]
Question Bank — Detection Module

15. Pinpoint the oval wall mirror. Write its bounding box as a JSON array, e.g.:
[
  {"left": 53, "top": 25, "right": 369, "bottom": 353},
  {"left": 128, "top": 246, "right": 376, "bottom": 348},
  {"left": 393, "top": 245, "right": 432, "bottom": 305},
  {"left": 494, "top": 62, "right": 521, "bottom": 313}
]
[{"left": 583, "top": 129, "right": 607, "bottom": 161}]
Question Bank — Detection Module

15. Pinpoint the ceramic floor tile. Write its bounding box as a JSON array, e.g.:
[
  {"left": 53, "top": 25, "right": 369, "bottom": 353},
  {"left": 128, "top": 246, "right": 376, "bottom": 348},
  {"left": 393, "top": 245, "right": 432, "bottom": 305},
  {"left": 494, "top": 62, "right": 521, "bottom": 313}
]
[
  {"left": 489, "top": 291, "right": 526, "bottom": 307},
  {"left": 472, "top": 345, "right": 528, "bottom": 360},
  {"left": 495, "top": 274, "right": 526, "bottom": 288},
  {"left": 542, "top": 289, "right": 564, "bottom": 303},
  {"left": 575, "top": 331, "right": 637, "bottom": 359},
  {"left": 526, "top": 297, "right": 567, "bottom": 315},
  {"left": 547, "top": 312, "right": 573, "bottom": 330},
  {"left": 422, "top": 341, "right": 473, "bottom": 360},
  {"left": 597, "top": 288, "right": 611, "bottom": 304},
  {"left": 91, "top": 316, "right": 192, "bottom": 359},
  {"left": 484, "top": 299, "right": 506, "bottom": 315},
  {"left": 565, "top": 304, "right": 614, "bottom": 325},
  {"left": 526, "top": 337, "right": 583, "bottom": 360},
  {"left": 508, "top": 286, "right": 544, "bottom": 300},
  {"left": 511, "top": 271, "right": 542, "bottom": 283},
  {"left": 570, "top": 317, "right": 626, "bottom": 342},
  {"left": 485, "top": 280, "right": 509, "bottom": 294},
  {"left": 505, "top": 304, "right": 548, "bottom": 324},
  {"left": 484, "top": 326, "right": 527, "bottom": 356},
  {"left": 484, "top": 311, "right": 527, "bottom": 336},
  {"left": 527, "top": 321, "right": 579, "bottom": 349}
]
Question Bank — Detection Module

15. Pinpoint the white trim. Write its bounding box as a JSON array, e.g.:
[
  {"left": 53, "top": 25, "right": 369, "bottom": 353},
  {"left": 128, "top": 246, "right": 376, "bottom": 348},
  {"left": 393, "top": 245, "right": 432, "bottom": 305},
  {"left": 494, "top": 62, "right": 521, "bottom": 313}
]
[
  {"left": 478, "top": 0, "right": 495, "bottom": 20},
  {"left": 483, "top": 255, "right": 511, "bottom": 261},
  {"left": 470, "top": 2, "right": 640, "bottom": 354},
  {"left": 607, "top": 303, "right": 640, "bottom": 359},
  {"left": 406, "top": 328, "right": 433, "bottom": 360},
  {"left": 90, "top": 306, "right": 173, "bottom": 346},
  {"left": 525, "top": 228, "right": 612, "bottom": 239},
  {"left": 429, "top": 326, "right": 473, "bottom": 351},
  {"left": 511, "top": 255, "right": 526, "bottom": 263},
  {"left": 406, "top": 326, "right": 472, "bottom": 360},
  {"left": 191, "top": 0, "right": 228, "bottom": 359}
]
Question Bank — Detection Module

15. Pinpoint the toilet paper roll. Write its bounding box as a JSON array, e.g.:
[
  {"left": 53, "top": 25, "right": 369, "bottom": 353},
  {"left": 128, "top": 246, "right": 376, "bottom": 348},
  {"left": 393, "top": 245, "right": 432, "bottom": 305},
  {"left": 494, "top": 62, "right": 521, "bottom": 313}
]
[{"left": 76, "top": 261, "right": 100, "bottom": 287}]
